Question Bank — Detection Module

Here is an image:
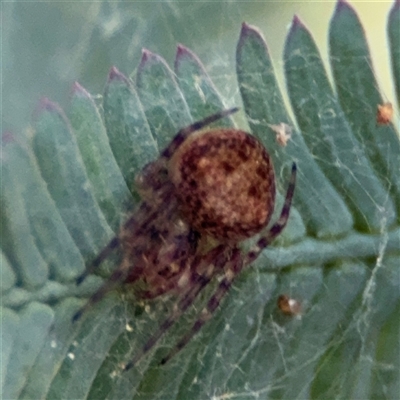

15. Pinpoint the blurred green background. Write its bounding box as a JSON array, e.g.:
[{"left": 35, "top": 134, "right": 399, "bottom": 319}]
[{"left": 3, "top": 1, "right": 395, "bottom": 134}]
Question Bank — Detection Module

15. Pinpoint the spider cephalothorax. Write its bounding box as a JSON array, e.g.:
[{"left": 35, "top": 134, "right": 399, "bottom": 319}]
[{"left": 73, "top": 108, "right": 296, "bottom": 369}]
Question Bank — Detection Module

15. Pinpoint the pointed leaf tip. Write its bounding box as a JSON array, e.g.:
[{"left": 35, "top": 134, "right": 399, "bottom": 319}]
[
  {"left": 175, "top": 44, "right": 203, "bottom": 71},
  {"left": 176, "top": 43, "right": 190, "bottom": 57},
  {"left": 240, "top": 22, "right": 252, "bottom": 35},
  {"left": 239, "top": 22, "right": 264, "bottom": 40},
  {"left": 175, "top": 43, "right": 199, "bottom": 63},
  {"left": 237, "top": 22, "right": 269, "bottom": 58},
  {"left": 137, "top": 48, "right": 154, "bottom": 75},
  {"left": 334, "top": 0, "right": 355, "bottom": 15},
  {"left": 39, "top": 97, "right": 56, "bottom": 111},
  {"left": 71, "top": 81, "right": 90, "bottom": 98},
  {"left": 139, "top": 48, "right": 168, "bottom": 72},
  {"left": 174, "top": 44, "right": 200, "bottom": 71},
  {"left": 107, "top": 66, "right": 128, "bottom": 83},
  {"left": 292, "top": 15, "right": 304, "bottom": 29},
  {"left": 33, "top": 98, "right": 64, "bottom": 121},
  {"left": 286, "top": 15, "right": 309, "bottom": 44},
  {"left": 2, "top": 132, "right": 15, "bottom": 145},
  {"left": 141, "top": 48, "right": 157, "bottom": 63}
]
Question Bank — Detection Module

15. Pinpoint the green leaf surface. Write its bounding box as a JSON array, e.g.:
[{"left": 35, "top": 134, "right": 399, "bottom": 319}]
[
  {"left": 0, "top": 251, "right": 16, "bottom": 292},
  {"left": 236, "top": 23, "right": 353, "bottom": 239},
  {"left": 19, "top": 299, "right": 82, "bottom": 400},
  {"left": 174, "top": 44, "right": 233, "bottom": 125},
  {"left": 2, "top": 303, "right": 54, "bottom": 400},
  {"left": 2, "top": 4, "right": 399, "bottom": 400},
  {"left": 284, "top": 16, "right": 396, "bottom": 232},
  {"left": 136, "top": 49, "right": 192, "bottom": 148},
  {"left": 2, "top": 140, "right": 49, "bottom": 288},
  {"left": 103, "top": 67, "right": 159, "bottom": 193},
  {"left": 329, "top": 1, "right": 400, "bottom": 209},
  {"left": 2, "top": 136, "right": 84, "bottom": 284},
  {"left": 32, "top": 100, "right": 113, "bottom": 260},
  {"left": 388, "top": 1, "right": 400, "bottom": 105},
  {"left": 69, "top": 83, "right": 134, "bottom": 230}
]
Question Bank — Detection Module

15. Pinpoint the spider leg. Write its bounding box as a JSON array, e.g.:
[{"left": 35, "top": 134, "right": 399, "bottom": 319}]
[
  {"left": 75, "top": 207, "right": 149, "bottom": 286},
  {"left": 124, "top": 276, "right": 207, "bottom": 370},
  {"left": 75, "top": 236, "right": 120, "bottom": 285},
  {"left": 161, "top": 107, "right": 239, "bottom": 159},
  {"left": 72, "top": 257, "right": 133, "bottom": 323},
  {"left": 246, "top": 162, "right": 297, "bottom": 264},
  {"left": 160, "top": 248, "right": 242, "bottom": 365},
  {"left": 124, "top": 245, "right": 227, "bottom": 370}
]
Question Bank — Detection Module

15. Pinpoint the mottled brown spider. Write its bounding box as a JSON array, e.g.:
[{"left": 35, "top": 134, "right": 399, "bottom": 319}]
[{"left": 72, "top": 107, "right": 296, "bottom": 369}]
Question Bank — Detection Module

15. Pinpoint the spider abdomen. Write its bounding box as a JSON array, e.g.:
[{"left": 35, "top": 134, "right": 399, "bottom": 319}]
[{"left": 169, "top": 128, "right": 276, "bottom": 242}]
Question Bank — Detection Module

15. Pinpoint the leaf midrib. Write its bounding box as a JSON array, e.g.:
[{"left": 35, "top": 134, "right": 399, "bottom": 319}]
[{"left": 3, "top": 226, "right": 398, "bottom": 309}]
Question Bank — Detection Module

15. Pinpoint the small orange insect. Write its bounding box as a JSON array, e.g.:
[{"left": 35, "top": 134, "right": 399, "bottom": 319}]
[{"left": 376, "top": 102, "right": 393, "bottom": 125}]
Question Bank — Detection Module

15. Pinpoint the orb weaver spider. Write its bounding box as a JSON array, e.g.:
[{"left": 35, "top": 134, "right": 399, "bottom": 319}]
[{"left": 72, "top": 107, "right": 296, "bottom": 370}]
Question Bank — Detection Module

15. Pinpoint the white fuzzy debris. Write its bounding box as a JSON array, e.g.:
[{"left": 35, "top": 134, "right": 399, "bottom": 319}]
[{"left": 268, "top": 123, "right": 292, "bottom": 146}]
